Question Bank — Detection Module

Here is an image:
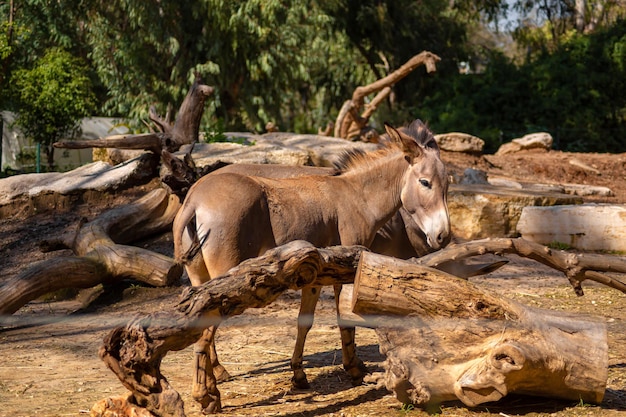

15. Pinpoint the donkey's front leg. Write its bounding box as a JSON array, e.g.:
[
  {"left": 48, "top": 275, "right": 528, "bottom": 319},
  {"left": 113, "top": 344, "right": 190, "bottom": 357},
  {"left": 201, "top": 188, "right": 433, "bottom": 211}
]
[
  {"left": 192, "top": 324, "right": 222, "bottom": 414},
  {"left": 290, "top": 285, "right": 322, "bottom": 389},
  {"left": 334, "top": 284, "right": 368, "bottom": 385}
]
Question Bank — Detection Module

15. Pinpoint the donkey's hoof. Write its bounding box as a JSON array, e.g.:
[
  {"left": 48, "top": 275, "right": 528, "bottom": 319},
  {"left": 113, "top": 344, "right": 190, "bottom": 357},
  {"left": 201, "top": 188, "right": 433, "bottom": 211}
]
[
  {"left": 201, "top": 400, "right": 222, "bottom": 415},
  {"left": 291, "top": 375, "right": 311, "bottom": 390},
  {"left": 213, "top": 365, "right": 232, "bottom": 382},
  {"left": 348, "top": 361, "right": 369, "bottom": 386}
]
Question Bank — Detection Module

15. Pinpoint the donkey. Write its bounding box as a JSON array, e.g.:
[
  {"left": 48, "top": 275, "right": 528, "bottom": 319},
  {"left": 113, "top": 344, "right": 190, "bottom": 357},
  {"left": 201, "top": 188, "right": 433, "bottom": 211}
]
[{"left": 173, "top": 119, "right": 450, "bottom": 413}]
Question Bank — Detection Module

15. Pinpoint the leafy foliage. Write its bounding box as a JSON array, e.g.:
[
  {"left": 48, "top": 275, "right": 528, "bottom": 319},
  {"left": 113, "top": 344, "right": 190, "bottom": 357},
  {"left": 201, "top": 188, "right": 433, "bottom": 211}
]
[
  {"left": 2, "top": 0, "right": 626, "bottom": 157},
  {"left": 10, "top": 48, "right": 95, "bottom": 169},
  {"left": 414, "top": 19, "right": 626, "bottom": 153}
]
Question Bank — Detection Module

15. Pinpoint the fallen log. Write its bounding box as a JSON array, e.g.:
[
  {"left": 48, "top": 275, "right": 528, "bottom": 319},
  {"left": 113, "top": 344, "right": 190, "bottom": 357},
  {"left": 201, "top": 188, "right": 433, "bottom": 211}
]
[
  {"left": 54, "top": 77, "right": 213, "bottom": 153},
  {"left": 340, "top": 251, "right": 608, "bottom": 408},
  {"left": 414, "top": 237, "right": 626, "bottom": 295},
  {"left": 0, "top": 188, "right": 182, "bottom": 315},
  {"left": 98, "top": 241, "right": 363, "bottom": 417},
  {"left": 95, "top": 238, "right": 626, "bottom": 416}
]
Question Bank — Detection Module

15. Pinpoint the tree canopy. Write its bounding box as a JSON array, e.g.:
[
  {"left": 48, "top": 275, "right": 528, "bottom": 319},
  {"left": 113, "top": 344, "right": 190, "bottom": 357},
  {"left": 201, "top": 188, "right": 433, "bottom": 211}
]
[
  {"left": 10, "top": 47, "right": 95, "bottom": 169},
  {"left": 1, "top": 0, "right": 626, "bottom": 156}
]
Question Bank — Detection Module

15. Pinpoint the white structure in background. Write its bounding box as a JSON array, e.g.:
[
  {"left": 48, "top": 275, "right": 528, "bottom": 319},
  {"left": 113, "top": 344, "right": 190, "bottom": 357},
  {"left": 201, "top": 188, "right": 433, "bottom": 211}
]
[{"left": 1, "top": 111, "right": 129, "bottom": 172}]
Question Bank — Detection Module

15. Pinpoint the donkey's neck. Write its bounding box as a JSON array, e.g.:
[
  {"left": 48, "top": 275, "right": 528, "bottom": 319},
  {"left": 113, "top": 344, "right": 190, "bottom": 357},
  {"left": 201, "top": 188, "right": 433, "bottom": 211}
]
[{"left": 341, "top": 151, "right": 408, "bottom": 229}]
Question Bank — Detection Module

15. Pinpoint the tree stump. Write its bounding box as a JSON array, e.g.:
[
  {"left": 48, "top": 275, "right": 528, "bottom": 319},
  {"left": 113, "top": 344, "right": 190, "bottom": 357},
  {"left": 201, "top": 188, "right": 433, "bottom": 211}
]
[{"left": 341, "top": 251, "right": 608, "bottom": 408}]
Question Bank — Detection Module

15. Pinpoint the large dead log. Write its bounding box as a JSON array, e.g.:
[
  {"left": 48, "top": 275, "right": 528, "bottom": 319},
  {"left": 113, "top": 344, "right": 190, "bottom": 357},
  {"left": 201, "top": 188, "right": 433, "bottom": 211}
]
[
  {"left": 54, "top": 77, "right": 213, "bottom": 153},
  {"left": 0, "top": 188, "right": 182, "bottom": 315},
  {"left": 95, "top": 238, "right": 626, "bottom": 416},
  {"left": 98, "top": 241, "right": 363, "bottom": 417},
  {"left": 340, "top": 251, "right": 608, "bottom": 408},
  {"left": 334, "top": 51, "right": 441, "bottom": 141}
]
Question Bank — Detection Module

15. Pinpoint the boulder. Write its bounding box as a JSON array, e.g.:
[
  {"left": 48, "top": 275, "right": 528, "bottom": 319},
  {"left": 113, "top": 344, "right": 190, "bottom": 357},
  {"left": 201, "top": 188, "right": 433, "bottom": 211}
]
[
  {"left": 496, "top": 132, "right": 553, "bottom": 155},
  {"left": 0, "top": 154, "right": 157, "bottom": 217},
  {"left": 179, "top": 133, "right": 378, "bottom": 169},
  {"left": 517, "top": 204, "right": 626, "bottom": 251},
  {"left": 188, "top": 141, "right": 311, "bottom": 167},
  {"left": 448, "top": 184, "right": 583, "bottom": 240},
  {"left": 434, "top": 132, "right": 484, "bottom": 154},
  {"left": 459, "top": 168, "right": 489, "bottom": 185}
]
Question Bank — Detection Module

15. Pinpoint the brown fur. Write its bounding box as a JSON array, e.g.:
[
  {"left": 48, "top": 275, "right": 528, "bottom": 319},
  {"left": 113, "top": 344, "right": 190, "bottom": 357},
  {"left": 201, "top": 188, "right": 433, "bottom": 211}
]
[{"left": 172, "top": 120, "right": 450, "bottom": 410}]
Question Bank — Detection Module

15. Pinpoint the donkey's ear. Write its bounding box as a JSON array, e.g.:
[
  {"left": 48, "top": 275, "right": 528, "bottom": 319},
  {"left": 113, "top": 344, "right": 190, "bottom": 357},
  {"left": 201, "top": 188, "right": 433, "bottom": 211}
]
[
  {"left": 384, "top": 122, "right": 402, "bottom": 144},
  {"left": 384, "top": 122, "right": 422, "bottom": 158}
]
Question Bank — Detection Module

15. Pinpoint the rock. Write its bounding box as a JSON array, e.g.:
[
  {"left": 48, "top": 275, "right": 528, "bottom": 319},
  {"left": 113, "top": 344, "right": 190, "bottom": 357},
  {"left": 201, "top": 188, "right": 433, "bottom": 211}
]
[
  {"left": 569, "top": 158, "right": 600, "bottom": 175},
  {"left": 496, "top": 132, "right": 553, "bottom": 155},
  {"left": 517, "top": 204, "right": 626, "bottom": 251},
  {"left": 448, "top": 184, "right": 582, "bottom": 240},
  {"left": 187, "top": 133, "right": 378, "bottom": 168},
  {"left": 513, "top": 132, "right": 553, "bottom": 149},
  {"left": 93, "top": 148, "right": 145, "bottom": 165},
  {"left": 434, "top": 132, "right": 484, "bottom": 154},
  {"left": 188, "top": 141, "right": 311, "bottom": 167},
  {"left": 560, "top": 183, "right": 613, "bottom": 197},
  {"left": 259, "top": 133, "right": 378, "bottom": 166},
  {"left": 494, "top": 141, "right": 522, "bottom": 155},
  {"left": 459, "top": 168, "right": 489, "bottom": 185},
  {"left": 487, "top": 176, "right": 523, "bottom": 189},
  {"left": 0, "top": 154, "right": 157, "bottom": 217}
]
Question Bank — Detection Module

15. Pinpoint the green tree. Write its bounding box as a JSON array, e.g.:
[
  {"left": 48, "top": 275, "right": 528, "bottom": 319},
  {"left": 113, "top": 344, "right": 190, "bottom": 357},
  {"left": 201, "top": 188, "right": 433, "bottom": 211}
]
[
  {"left": 82, "top": 0, "right": 363, "bottom": 133},
  {"left": 11, "top": 47, "right": 95, "bottom": 170}
]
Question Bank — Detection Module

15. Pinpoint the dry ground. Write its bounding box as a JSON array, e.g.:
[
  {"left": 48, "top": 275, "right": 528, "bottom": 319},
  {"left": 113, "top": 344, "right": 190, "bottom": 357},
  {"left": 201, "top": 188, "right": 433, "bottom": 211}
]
[{"left": 1, "top": 148, "right": 626, "bottom": 417}]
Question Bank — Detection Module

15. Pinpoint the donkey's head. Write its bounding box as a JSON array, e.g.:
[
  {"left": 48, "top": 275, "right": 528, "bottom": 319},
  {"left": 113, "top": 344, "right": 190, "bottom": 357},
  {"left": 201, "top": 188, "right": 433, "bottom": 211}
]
[{"left": 385, "top": 120, "right": 450, "bottom": 249}]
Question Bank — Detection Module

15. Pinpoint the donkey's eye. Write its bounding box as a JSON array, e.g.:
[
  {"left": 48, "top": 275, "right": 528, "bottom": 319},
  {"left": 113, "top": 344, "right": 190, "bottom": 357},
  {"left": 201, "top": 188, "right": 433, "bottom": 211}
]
[{"left": 419, "top": 178, "right": 431, "bottom": 188}]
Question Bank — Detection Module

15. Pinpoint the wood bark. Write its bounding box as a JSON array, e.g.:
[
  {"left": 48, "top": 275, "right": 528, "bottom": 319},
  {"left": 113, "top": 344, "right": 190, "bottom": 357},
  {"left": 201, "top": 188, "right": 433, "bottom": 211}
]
[
  {"left": 96, "top": 238, "right": 626, "bottom": 416},
  {"left": 54, "top": 77, "right": 213, "bottom": 153},
  {"left": 340, "top": 251, "right": 607, "bottom": 407},
  {"left": 0, "top": 188, "right": 182, "bottom": 315},
  {"left": 334, "top": 51, "right": 441, "bottom": 141},
  {"left": 98, "top": 241, "right": 363, "bottom": 417}
]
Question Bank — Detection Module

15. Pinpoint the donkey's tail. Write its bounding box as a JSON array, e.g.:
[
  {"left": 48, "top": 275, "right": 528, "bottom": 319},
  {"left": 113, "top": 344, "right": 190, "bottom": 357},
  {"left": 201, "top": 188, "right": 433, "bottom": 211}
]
[{"left": 173, "top": 203, "right": 207, "bottom": 265}]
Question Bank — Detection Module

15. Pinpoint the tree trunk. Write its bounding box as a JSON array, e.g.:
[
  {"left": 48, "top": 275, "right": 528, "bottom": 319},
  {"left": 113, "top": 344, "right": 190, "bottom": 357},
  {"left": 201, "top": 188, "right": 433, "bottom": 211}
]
[
  {"left": 54, "top": 77, "right": 213, "bottom": 153},
  {"left": 98, "top": 241, "right": 363, "bottom": 417},
  {"left": 334, "top": 51, "right": 441, "bottom": 141},
  {"left": 94, "top": 238, "right": 626, "bottom": 416},
  {"left": 341, "top": 251, "right": 608, "bottom": 408},
  {"left": 0, "top": 188, "right": 182, "bottom": 315}
]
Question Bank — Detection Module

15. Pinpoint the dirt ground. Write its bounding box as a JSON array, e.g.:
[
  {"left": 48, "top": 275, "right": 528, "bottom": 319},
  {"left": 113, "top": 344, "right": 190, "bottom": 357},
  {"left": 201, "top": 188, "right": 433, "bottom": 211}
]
[{"left": 1, "top": 148, "right": 626, "bottom": 417}]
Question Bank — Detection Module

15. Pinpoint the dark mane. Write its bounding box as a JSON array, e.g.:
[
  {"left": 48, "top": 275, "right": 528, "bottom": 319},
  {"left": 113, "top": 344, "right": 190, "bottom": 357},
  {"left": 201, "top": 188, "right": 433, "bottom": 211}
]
[
  {"left": 379, "top": 119, "right": 439, "bottom": 152},
  {"left": 333, "top": 119, "right": 438, "bottom": 174},
  {"left": 332, "top": 148, "right": 367, "bottom": 174},
  {"left": 403, "top": 119, "right": 438, "bottom": 150}
]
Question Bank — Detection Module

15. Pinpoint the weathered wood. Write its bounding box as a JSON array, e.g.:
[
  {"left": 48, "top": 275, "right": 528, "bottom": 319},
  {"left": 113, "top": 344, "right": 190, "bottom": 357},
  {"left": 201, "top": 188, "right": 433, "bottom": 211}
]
[
  {"left": 334, "top": 51, "right": 441, "bottom": 140},
  {"left": 414, "top": 237, "right": 626, "bottom": 295},
  {"left": 344, "top": 251, "right": 608, "bottom": 408},
  {"left": 98, "top": 241, "right": 363, "bottom": 417},
  {"left": 0, "top": 189, "right": 182, "bottom": 315},
  {"left": 96, "top": 238, "right": 626, "bottom": 416},
  {"left": 54, "top": 77, "right": 213, "bottom": 153}
]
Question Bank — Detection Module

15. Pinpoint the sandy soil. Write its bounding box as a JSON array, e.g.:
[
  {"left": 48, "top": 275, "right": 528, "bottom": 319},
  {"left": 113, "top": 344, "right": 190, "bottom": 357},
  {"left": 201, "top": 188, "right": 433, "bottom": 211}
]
[{"left": 1, "top": 149, "right": 626, "bottom": 417}]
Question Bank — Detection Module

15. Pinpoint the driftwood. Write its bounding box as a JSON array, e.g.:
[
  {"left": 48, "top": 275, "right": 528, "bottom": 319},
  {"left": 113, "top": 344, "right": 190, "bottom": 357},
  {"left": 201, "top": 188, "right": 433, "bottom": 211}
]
[
  {"left": 340, "top": 251, "right": 608, "bottom": 408},
  {"left": 54, "top": 77, "right": 213, "bottom": 154},
  {"left": 0, "top": 78, "right": 218, "bottom": 316},
  {"left": 0, "top": 188, "right": 182, "bottom": 315},
  {"left": 98, "top": 241, "right": 363, "bottom": 417},
  {"left": 334, "top": 51, "right": 441, "bottom": 141},
  {"left": 96, "top": 238, "right": 626, "bottom": 416}
]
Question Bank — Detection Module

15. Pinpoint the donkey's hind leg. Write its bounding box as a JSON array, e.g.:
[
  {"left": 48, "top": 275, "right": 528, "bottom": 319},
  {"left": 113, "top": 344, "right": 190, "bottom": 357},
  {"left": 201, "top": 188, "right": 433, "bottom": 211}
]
[
  {"left": 290, "top": 285, "right": 322, "bottom": 389},
  {"left": 186, "top": 254, "right": 232, "bottom": 383},
  {"left": 334, "top": 284, "right": 368, "bottom": 385},
  {"left": 192, "top": 317, "right": 222, "bottom": 414}
]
